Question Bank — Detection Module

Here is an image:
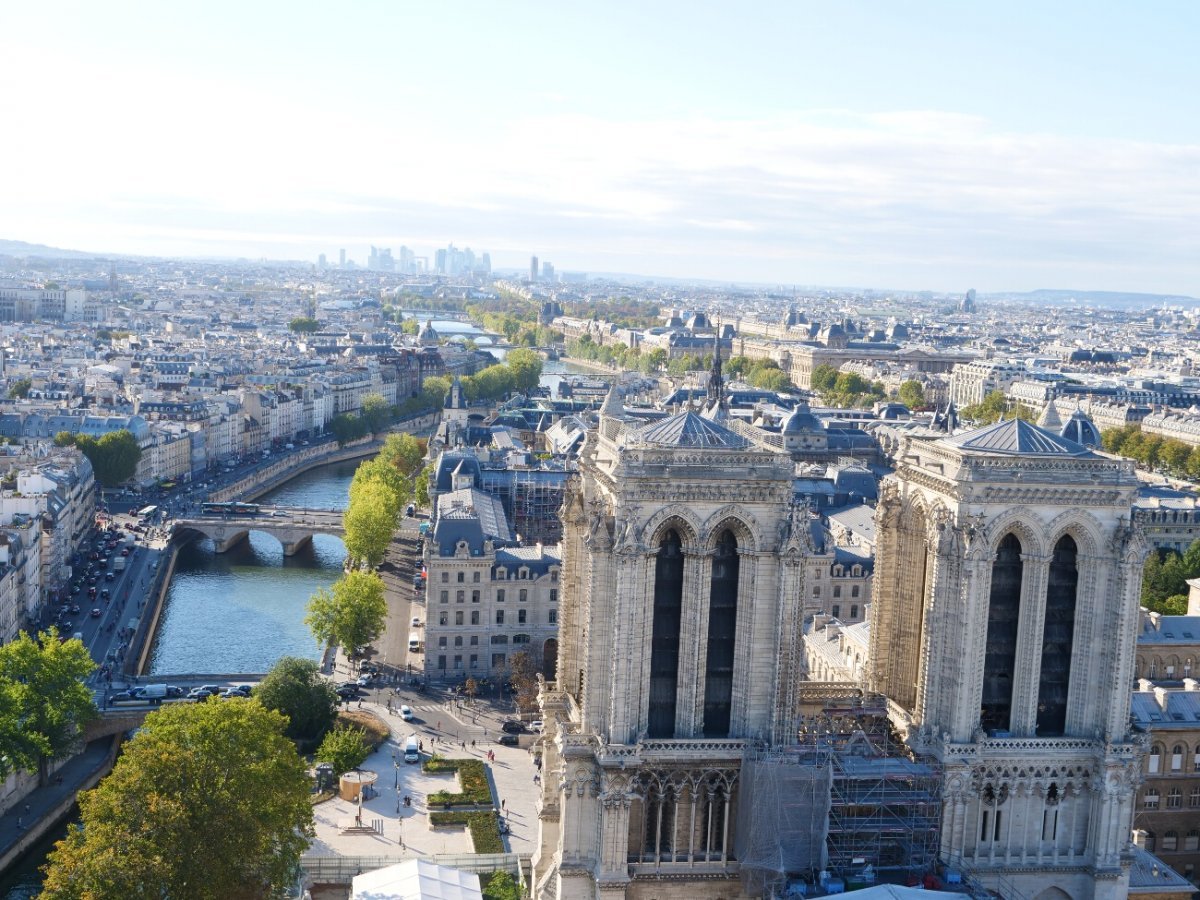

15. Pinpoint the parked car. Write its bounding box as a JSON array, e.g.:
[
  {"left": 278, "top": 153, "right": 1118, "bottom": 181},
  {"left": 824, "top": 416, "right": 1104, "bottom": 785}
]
[
  {"left": 336, "top": 685, "right": 359, "bottom": 699},
  {"left": 498, "top": 734, "right": 520, "bottom": 746},
  {"left": 400, "top": 705, "right": 414, "bottom": 721},
  {"left": 90, "top": 608, "right": 101, "bottom": 618},
  {"left": 411, "top": 616, "right": 422, "bottom": 627},
  {"left": 501, "top": 720, "right": 527, "bottom": 734},
  {"left": 109, "top": 690, "right": 137, "bottom": 702},
  {"left": 166, "top": 686, "right": 184, "bottom": 698},
  {"left": 529, "top": 720, "right": 544, "bottom": 733}
]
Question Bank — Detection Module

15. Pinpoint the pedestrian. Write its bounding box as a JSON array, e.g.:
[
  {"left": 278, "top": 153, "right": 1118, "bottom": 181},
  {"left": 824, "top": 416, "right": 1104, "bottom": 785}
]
[
  {"left": 471, "top": 740, "right": 476, "bottom": 749},
  {"left": 23, "top": 803, "right": 30, "bottom": 815},
  {"left": 436, "top": 720, "right": 440, "bottom": 731},
  {"left": 16, "top": 817, "right": 22, "bottom": 830},
  {"left": 501, "top": 799, "right": 506, "bottom": 811}
]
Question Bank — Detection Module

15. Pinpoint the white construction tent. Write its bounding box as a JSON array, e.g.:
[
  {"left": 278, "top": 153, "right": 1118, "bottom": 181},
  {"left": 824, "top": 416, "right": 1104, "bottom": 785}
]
[{"left": 349, "top": 859, "right": 483, "bottom": 900}]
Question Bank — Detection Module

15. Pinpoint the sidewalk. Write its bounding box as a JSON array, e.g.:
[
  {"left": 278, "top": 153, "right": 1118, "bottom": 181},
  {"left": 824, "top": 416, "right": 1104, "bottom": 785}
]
[
  {"left": 0, "top": 739, "right": 115, "bottom": 867},
  {"left": 308, "top": 694, "right": 542, "bottom": 860}
]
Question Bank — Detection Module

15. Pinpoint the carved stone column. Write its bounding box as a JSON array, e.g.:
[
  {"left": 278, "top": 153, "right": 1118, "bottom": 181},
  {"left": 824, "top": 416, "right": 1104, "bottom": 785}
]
[{"left": 1011, "top": 553, "right": 1050, "bottom": 736}]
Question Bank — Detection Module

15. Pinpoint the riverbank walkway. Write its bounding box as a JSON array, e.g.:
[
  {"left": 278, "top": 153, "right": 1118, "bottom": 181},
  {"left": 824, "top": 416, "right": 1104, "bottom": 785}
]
[{"left": 0, "top": 739, "right": 116, "bottom": 873}]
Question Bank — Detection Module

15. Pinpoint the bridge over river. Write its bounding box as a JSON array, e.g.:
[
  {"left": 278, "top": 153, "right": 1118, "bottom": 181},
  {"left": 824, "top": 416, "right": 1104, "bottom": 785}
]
[{"left": 171, "top": 506, "right": 345, "bottom": 555}]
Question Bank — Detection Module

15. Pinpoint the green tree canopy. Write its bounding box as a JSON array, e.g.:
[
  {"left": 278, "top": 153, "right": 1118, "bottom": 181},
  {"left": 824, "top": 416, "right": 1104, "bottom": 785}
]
[
  {"left": 360, "top": 393, "right": 393, "bottom": 434},
  {"left": 343, "top": 485, "right": 399, "bottom": 567},
  {"left": 254, "top": 656, "right": 339, "bottom": 742},
  {"left": 959, "top": 391, "right": 1034, "bottom": 425},
  {"left": 306, "top": 571, "right": 388, "bottom": 655},
  {"left": 75, "top": 429, "right": 142, "bottom": 486},
  {"left": 0, "top": 629, "right": 95, "bottom": 782},
  {"left": 41, "top": 700, "right": 313, "bottom": 900},
  {"left": 52, "top": 431, "right": 76, "bottom": 447},
  {"left": 810, "top": 364, "right": 839, "bottom": 393},
  {"left": 897, "top": 380, "right": 926, "bottom": 408},
  {"left": 288, "top": 316, "right": 322, "bottom": 333},
  {"left": 7, "top": 377, "right": 32, "bottom": 399},
  {"left": 505, "top": 347, "right": 543, "bottom": 393},
  {"left": 420, "top": 375, "right": 452, "bottom": 408},
  {"left": 316, "top": 724, "right": 371, "bottom": 775},
  {"left": 378, "top": 432, "right": 426, "bottom": 481}
]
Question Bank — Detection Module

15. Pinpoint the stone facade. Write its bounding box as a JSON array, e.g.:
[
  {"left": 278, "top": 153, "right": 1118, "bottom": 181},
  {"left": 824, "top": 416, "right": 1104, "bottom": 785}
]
[
  {"left": 532, "top": 397, "right": 813, "bottom": 899},
  {"left": 869, "top": 418, "right": 1150, "bottom": 900}
]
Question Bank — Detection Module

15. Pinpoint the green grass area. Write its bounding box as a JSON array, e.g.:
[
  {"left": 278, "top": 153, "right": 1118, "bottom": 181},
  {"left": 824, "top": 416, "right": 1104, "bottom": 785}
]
[
  {"left": 429, "top": 810, "right": 505, "bottom": 854},
  {"left": 423, "top": 755, "right": 492, "bottom": 806}
]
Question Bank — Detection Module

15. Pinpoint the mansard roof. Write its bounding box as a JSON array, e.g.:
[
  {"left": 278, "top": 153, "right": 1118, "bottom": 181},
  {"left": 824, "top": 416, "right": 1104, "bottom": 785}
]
[
  {"left": 632, "top": 410, "right": 747, "bottom": 449},
  {"left": 945, "top": 417, "right": 1093, "bottom": 457}
]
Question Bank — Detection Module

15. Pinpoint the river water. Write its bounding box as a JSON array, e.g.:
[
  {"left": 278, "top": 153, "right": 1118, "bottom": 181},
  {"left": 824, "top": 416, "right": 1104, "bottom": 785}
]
[
  {"left": 146, "top": 461, "right": 359, "bottom": 675},
  {"left": 147, "top": 357, "right": 593, "bottom": 676}
]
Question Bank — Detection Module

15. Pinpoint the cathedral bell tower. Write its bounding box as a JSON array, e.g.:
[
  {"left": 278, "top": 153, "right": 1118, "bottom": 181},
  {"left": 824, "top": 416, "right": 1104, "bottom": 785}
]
[
  {"left": 532, "top": 389, "right": 813, "bottom": 899},
  {"left": 870, "top": 418, "right": 1149, "bottom": 900}
]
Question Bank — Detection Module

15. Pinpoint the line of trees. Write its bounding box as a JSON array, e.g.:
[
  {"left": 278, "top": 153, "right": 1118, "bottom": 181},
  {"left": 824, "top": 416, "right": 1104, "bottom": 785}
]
[
  {"left": 567, "top": 336, "right": 668, "bottom": 373},
  {"left": 725, "top": 356, "right": 793, "bottom": 391},
  {"left": 958, "top": 390, "right": 1035, "bottom": 425},
  {"left": 1141, "top": 539, "right": 1200, "bottom": 615},
  {"left": 54, "top": 429, "right": 143, "bottom": 486},
  {"left": 810, "top": 365, "right": 887, "bottom": 409},
  {"left": 1103, "top": 424, "right": 1200, "bottom": 479}
]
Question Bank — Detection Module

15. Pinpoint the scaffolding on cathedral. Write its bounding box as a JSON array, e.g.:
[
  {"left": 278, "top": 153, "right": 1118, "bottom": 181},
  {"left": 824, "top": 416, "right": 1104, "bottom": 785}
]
[
  {"left": 736, "top": 692, "right": 944, "bottom": 897},
  {"left": 816, "top": 696, "right": 943, "bottom": 886}
]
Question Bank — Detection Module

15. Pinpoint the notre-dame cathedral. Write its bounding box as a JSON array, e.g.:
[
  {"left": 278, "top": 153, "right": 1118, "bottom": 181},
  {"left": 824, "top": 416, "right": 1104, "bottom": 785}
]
[{"left": 532, "top": 373, "right": 1149, "bottom": 899}]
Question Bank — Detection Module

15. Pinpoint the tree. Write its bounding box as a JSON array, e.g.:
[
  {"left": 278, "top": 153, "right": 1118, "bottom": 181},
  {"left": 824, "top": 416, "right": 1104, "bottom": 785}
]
[
  {"left": 415, "top": 462, "right": 433, "bottom": 509},
  {"left": 0, "top": 629, "right": 95, "bottom": 783},
  {"left": 343, "top": 486, "right": 399, "bottom": 568},
  {"left": 316, "top": 724, "right": 370, "bottom": 776},
  {"left": 41, "top": 700, "right": 312, "bottom": 900},
  {"left": 305, "top": 571, "right": 388, "bottom": 656},
  {"left": 351, "top": 458, "right": 409, "bottom": 513},
  {"left": 420, "top": 375, "right": 452, "bottom": 408},
  {"left": 897, "top": 380, "right": 925, "bottom": 409},
  {"left": 810, "top": 364, "right": 839, "bottom": 393},
  {"left": 288, "top": 316, "right": 321, "bottom": 333},
  {"left": 463, "top": 676, "right": 479, "bottom": 704},
  {"left": 74, "top": 429, "right": 142, "bottom": 486},
  {"left": 509, "top": 650, "right": 539, "bottom": 713},
  {"left": 52, "top": 431, "right": 76, "bottom": 447},
  {"left": 7, "top": 377, "right": 31, "bottom": 399},
  {"left": 360, "top": 393, "right": 392, "bottom": 434},
  {"left": 254, "top": 656, "right": 338, "bottom": 742},
  {"left": 483, "top": 870, "right": 522, "bottom": 900},
  {"left": 751, "top": 367, "right": 790, "bottom": 392},
  {"left": 505, "top": 347, "right": 543, "bottom": 393},
  {"left": 378, "top": 433, "right": 426, "bottom": 481}
]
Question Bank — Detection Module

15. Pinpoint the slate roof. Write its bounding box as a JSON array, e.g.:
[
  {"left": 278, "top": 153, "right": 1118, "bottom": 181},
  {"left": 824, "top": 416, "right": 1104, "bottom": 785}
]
[
  {"left": 1128, "top": 846, "right": 1196, "bottom": 893},
  {"left": 633, "top": 411, "right": 747, "bottom": 449},
  {"left": 946, "top": 417, "right": 1093, "bottom": 457}
]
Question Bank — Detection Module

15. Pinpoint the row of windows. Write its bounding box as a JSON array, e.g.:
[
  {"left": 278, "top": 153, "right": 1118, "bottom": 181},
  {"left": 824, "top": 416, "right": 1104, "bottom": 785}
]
[
  {"left": 439, "top": 588, "right": 557, "bottom": 604},
  {"left": 436, "top": 633, "right": 534, "bottom": 648},
  {"left": 1146, "top": 746, "right": 1200, "bottom": 774},
  {"left": 1143, "top": 829, "right": 1200, "bottom": 852},
  {"left": 812, "top": 586, "right": 861, "bottom": 598},
  {"left": 829, "top": 605, "right": 860, "bottom": 620},
  {"left": 438, "top": 610, "right": 555, "bottom": 626},
  {"left": 1142, "top": 786, "right": 1200, "bottom": 809},
  {"left": 439, "top": 568, "right": 559, "bottom": 583},
  {"left": 436, "top": 653, "right": 508, "bottom": 669}
]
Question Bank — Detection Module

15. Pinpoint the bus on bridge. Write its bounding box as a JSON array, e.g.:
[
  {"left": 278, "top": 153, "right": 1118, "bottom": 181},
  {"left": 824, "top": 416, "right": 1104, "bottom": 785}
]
[{"left": 201, "top": 501, "right": 262, "bottom": 516}]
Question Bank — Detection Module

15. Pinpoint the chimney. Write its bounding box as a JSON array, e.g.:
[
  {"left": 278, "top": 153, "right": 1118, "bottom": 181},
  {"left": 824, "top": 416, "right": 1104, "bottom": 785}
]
[
  {"left": 1138, "top": 678, "right": 1155, "bottom": 692},
  {"left": 1154, "top": 686, "right": 1171, "bottom": 712},
  {"left": 1184, "top": 678, "right": 1199, "bottom": 692},
  {"left": 1149, "top": 611, "right": 1162, "bottom": 631}
]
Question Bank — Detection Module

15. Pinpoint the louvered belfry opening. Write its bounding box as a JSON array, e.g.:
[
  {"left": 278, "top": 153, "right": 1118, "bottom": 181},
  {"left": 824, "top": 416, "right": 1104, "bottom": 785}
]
[
  {"left": 981, "top": 533, "right": 1022, "bottom": 733},
  {"left": 703, "top": 528, "right": 739, "bottom": 737},
  {"left": 1037, "top": 535, "right": 1078, "bottom": 736},
  {"left": 648, "top": 528, "right": 685, "bottom": 738}
]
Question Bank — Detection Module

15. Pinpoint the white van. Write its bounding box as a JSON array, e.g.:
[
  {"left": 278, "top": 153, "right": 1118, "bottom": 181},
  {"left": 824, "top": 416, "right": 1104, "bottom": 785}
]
[{"left": 404, "top": 735, "right": 420, "bottom": 764}]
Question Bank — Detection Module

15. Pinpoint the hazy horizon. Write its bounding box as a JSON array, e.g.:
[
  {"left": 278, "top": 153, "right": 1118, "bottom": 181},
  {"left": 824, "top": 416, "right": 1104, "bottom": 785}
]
[{"left": 3, "top": 2, "right": 1198, "bottom": 295}]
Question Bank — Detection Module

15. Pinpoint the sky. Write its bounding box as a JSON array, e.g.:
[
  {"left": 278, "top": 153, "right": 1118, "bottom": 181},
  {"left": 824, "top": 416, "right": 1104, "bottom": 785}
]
[{"left": 2, "top": 1, "right": 1199, "bottom": 294}]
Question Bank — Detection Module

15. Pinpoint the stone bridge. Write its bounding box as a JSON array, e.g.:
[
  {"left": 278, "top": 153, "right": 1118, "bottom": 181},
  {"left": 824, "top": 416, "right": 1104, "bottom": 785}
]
[{"left": 172, "top": 507, "right": 345, "bottom": 555}]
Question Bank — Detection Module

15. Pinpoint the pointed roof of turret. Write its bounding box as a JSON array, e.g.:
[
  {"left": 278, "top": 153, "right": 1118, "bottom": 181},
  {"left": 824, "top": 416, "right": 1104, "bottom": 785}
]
[
  {"left": 599, "top": 383, "right": 624, "bottom": 418},
  {"left": 1036, "top": 401, "right": 1062, "bottom": 430}
]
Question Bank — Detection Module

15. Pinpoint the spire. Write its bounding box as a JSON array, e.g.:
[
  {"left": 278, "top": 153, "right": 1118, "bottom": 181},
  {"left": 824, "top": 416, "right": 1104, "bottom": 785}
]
[
  {"left": 1037, "top": 401, "right": 1062, "bottom": 430},
  {"left": 707, "top": 325, "right": 724, "bottom": 411},
  {"left": 600, "top": 383, "right": 623, "bottom": 418}
]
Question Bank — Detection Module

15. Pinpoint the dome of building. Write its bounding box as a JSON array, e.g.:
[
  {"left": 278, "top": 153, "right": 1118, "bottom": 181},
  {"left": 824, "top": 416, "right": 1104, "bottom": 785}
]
[
  {"left": 1059, "top": 408, "right": 1102, "bottom": 448},
  {"left": 782, "top": 401, "right": 821, "bottom": 435},
  {"left": 418, "top": 320, "right": 440, "bottom": 345}
]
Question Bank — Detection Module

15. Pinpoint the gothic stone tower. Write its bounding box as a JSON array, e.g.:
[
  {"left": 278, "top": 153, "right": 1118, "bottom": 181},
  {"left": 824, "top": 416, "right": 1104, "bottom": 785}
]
[
  {"left": 870, "top": 418, "right": 1149, "bottom": 900},
  {"left": 531, "top": 396, "right": 813, "bottom": 899}
]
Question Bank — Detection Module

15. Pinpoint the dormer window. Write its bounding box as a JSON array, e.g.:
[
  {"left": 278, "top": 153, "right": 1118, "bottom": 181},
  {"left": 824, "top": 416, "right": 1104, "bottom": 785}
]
[{"left": 496, "top": 567, "right": 507, "bottom": 580}]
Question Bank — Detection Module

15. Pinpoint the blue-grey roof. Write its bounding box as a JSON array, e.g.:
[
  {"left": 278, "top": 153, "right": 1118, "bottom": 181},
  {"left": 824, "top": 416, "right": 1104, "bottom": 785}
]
[
  {"left": 432, "top": 488, "right": 514, "bottom": 555},
  {"left": 1059, "top": 408, "right": 1102, "bottom": 448},
  {"left": 633, "top": 411, "right": 747, "bottom": 449},
  {"left": 947, "top": 418, "right": 1093, "bottom": 457},
  {"left": 1128, "top": 846, "right": 1194, "bottom": 892},
  {"left": 1130, "top": 689, "right": 1200, "bottom": 727},
  {"left": 1138, "top": 615, "right": 1200, "bottom": 644}
]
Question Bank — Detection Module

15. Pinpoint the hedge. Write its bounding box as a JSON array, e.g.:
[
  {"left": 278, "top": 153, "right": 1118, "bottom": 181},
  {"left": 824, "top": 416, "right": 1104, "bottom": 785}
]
[
  {"left": 423, "top": 756, "right": 492, "bottom": 806},
  {"left": 430, "top": 810, "right": 505, "bottom": 854}
]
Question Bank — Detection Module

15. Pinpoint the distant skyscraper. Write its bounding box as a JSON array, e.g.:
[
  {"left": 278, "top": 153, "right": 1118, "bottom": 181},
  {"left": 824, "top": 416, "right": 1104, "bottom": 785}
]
[
  {"left": 435, "top": 248, "right": 448, "bottom": 274},
  {"left": 481, "top": 252, "right": 491, "bottom": 275},
  {"left": 339, "top": 249, "right": 346, "bottom": 269},
  {"left": 530, "top": 255, "right": 539, "bottom": 282},
  {"left": 318, "top": 253, "right": 327, "bottom": 269},
  {"left": 541, "top": 261, "right": 555, "bottom": 283}
]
